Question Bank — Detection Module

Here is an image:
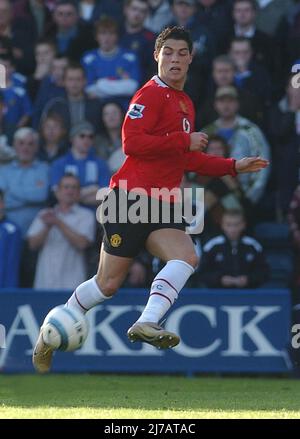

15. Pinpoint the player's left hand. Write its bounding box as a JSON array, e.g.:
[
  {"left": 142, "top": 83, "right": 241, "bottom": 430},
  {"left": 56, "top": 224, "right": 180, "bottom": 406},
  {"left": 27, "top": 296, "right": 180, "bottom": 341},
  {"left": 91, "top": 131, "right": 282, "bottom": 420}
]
[{"left": 235, "top": 157, "right": 269, "bottom": 173}]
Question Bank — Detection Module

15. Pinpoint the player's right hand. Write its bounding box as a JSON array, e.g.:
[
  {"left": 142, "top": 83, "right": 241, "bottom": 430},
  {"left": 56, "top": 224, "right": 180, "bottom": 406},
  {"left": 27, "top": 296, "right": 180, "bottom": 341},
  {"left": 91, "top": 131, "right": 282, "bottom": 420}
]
[{"left": 189, "top": 132, "right": 208, "bottom": 152}]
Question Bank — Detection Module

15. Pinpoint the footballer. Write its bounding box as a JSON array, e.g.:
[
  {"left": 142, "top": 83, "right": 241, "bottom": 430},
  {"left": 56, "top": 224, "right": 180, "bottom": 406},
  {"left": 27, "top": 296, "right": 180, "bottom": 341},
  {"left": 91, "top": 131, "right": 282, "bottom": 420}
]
[{"left": 33, "top": 26, "right": 268, "bottom": 373}]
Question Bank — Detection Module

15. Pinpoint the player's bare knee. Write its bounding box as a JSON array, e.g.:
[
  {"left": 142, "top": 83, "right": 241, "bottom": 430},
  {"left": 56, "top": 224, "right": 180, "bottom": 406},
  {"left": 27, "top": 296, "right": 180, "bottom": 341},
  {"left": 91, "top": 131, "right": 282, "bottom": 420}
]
[
  {"left": 183, "top": 253, "right": 199, "bottom": 269},
  {"left": 97, "top": 277, "right": 119, "bottom": 297}
]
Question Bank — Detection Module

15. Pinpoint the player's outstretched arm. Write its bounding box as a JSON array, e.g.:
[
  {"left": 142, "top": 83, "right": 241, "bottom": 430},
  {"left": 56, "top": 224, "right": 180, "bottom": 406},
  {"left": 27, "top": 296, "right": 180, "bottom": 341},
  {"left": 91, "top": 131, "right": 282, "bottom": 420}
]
[{"left": 235, "top": 157, "right": 269, "bottom": 173}]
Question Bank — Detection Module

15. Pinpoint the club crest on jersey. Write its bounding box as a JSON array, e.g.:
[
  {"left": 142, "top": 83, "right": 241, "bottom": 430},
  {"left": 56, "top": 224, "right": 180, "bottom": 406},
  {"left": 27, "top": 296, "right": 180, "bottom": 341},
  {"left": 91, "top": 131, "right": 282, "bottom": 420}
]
[
  {"left": 183, "top": 118, "right": 191, "bottom": 133},
  {"left": 128, "top": 103, "right": 145, "bottom": 119},
  {"left": 110, "top": 234, "right": 122, "bottom": 248}
]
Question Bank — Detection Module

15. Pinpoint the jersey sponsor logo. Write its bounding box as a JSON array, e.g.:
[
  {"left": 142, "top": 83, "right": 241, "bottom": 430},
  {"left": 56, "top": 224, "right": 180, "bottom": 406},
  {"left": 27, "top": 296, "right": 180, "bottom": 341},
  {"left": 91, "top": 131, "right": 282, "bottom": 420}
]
[
  {"left": 127, "top": 103, "right": 145, "bottom": 119},
  {"left": 183, "top": 118, "right": 191, "bottom": 133},
  {"left": 110, "top": 234, "right": 122, "bottom": 248}
]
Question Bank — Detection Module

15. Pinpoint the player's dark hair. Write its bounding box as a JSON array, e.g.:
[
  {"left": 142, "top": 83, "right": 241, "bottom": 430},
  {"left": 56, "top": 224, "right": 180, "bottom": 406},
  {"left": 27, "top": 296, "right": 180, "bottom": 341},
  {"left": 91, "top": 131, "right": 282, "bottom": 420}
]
[
  {"left": 155, "top": 26, "right": 193, "bottom": 54},
  {"left": 0, "top": 189, "right": 3, "bottom": 200}
]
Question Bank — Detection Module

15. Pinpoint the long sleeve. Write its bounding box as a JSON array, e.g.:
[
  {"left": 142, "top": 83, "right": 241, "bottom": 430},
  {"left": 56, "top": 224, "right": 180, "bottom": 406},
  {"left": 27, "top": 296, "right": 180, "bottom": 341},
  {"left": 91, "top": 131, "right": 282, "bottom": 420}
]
[
  {"left": 185, "top": 151, "right": 237, "bottom": 177},
  {"left": 122, "top": 87, "right": 191, "bottom": 159}
]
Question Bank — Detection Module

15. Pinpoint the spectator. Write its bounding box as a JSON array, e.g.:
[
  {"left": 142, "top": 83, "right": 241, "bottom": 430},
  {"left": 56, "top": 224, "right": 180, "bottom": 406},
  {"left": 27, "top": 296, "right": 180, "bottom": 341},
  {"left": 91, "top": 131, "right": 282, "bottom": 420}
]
[
  {"left": 228, "top": 0, "right": 276, "bottom": 74},
  {"left": 0, "top": 0, "right": 36, "bottom": 75},
  {"left": 199, "top": 209, "right": 269, "bottom": 288},
  {"left": 41, "top": 63, "right": 102, "bottom": 133},
  {"left": 95, "top": 101, "right": 125, "bottom": 173},
  {"left": 0, "top": 189, "right": 22, "bottom": 287},
  {"left": 39, "top": 113, "right": 68, "bottom": 163},
  {"left": 27, "top": 39, "right": 57, "bottom": 102},
  {"left": 255, "top": 0, "right": 293, "bottom": 37},
  {"left": 228, "top": 36, "right": 272, "bottom": 107},
  {"left": 203, "top": 86, "right": 271, "bottom": 205},
  {"left": 144, "top": 0, "right": 172, "bottom": 34},
  {"left": 45, "top": 0, "right": 96, "bottom": 61},
  {"left": 50, "top": 120, "right": 110, "bottom": 206},
  {"left": 121, "top": 0, "right": 156, "bottom": 81},
  {"left": 32, "top": 54, "right": 68, "bottom": 129},
  {"left": 0, "top": 92, "right": 15, "bottom": 163},
  {"left": 197, "top": 54, "right": 264, "bottom": 128},
  {"left": 196, "top": 0, "right": 233, "bottom": 54},
  {"left": 78, "top": 0, "right": 123, "bottom": 24},
  {"left": 0, "top": 54, "right": 33, "bottom": 142},
  {"left": 12, "top": 0, "right": 54, "bottom": 38},
  {"left": 27, "top": 173, "right": 95, "bottom": 289},
  {"left": 268, "top": 76, "right": 300, "bottom": 214},
  {"left": 0, "top": 37, "right": 28, "bottom": 90},
  {"left": 0, "top": 127, "right": 49, "bottom": 236},
  {"left": 82, "top": 17, "right": 140, "bottom": 109}
]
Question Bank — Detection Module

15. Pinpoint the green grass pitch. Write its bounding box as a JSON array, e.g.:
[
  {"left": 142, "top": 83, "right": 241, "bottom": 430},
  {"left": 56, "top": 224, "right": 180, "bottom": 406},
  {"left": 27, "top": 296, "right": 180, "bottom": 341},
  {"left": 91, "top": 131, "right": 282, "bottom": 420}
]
[{"left": 1, "top": 374, "right": 300, "bottom": 419}]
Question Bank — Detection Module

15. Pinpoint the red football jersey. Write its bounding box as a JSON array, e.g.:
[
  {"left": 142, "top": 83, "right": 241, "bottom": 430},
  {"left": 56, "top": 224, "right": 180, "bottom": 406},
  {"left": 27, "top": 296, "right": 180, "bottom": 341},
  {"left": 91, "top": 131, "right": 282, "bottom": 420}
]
[{"left": 110, "top": 75, "right": 236, "bottom": 197}]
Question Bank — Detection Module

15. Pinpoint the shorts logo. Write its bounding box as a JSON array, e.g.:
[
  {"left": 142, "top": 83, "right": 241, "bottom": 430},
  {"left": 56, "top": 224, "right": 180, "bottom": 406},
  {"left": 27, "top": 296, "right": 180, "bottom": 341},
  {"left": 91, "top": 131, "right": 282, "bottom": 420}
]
[
  {"left": 127, "top": 103, "right": 145, "bottom": 119},
  {"left": 110, "top": 234, "right": 122, "bottom": 247}
]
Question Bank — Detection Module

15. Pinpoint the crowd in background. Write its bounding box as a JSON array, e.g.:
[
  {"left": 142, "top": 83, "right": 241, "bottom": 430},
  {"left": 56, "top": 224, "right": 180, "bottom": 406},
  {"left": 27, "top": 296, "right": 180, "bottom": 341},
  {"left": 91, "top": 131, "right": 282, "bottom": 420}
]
[{"left": 0, "top": 0, "right": 299, "bottom": 300}]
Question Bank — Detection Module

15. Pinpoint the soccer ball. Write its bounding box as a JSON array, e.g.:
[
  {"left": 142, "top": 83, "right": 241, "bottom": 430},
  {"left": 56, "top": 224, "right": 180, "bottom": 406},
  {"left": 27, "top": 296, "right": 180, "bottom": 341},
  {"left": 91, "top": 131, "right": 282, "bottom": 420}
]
[{"left": 41, "top": 305, "right": 89, "bottom": 351}]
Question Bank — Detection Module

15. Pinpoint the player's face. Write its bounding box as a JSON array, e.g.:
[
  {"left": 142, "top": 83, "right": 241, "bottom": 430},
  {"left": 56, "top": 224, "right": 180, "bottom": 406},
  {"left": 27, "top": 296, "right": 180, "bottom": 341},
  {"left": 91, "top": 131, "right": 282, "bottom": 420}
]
[
  {"left": 154, "top": 39, "right": 192, "bottom": 89},
  {"left": 222, "top": 215, "right": 245, "bottom": 241}
]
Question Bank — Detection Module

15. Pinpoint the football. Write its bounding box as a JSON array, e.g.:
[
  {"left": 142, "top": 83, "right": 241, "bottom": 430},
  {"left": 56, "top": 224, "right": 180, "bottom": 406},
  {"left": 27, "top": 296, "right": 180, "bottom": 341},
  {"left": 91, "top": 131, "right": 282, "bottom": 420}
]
[{"left": 41, "top": 305, "right": 89, "bottom": 351}]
